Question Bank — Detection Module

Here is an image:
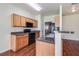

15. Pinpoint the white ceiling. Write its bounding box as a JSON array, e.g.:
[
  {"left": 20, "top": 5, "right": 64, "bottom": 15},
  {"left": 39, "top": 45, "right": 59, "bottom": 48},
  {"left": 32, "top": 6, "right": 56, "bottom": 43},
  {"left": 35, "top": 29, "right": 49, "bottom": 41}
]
[
  {"left": 12, "top": 3, "right": 79, "bottom": 16},
  {"left": 38, "top": 3, "right": 59, "bottom": 15},
  {"left": 13, "top": 3, "right": 59, "bottom": 16},
  {"left": 62, "top": 3, "right": 79, "bottom": 15}
]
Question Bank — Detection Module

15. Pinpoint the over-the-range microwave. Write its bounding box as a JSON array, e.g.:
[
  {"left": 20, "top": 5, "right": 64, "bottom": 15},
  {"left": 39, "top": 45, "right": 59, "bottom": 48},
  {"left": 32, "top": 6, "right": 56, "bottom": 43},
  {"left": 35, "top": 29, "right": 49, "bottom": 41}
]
[{"left": 26, "top": 22, "right": 33, "bottom": 27}]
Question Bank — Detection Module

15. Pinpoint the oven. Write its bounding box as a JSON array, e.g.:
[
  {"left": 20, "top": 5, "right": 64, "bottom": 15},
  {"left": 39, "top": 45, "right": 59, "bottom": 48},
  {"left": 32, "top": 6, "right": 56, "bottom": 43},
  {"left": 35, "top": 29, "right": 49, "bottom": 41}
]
[
  {"left": 24, "top": 29, "right": 35, "bottom": 45},
  {"left": 29, "top": 32, "right": 35, "bottom": 45}
]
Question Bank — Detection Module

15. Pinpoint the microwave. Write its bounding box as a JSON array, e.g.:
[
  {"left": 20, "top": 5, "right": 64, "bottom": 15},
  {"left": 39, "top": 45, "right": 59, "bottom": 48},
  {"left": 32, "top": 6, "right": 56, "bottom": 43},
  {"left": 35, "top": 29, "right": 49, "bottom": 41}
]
[{"left": 26, "top": 22, "right": 33, "bottom": 27}]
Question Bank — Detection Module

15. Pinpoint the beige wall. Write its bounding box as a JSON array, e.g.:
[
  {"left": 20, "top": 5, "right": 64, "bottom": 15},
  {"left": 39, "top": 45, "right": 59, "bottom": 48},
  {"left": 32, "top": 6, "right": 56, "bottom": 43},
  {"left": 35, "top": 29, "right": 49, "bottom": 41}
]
[
  {"left": 62, "top": 14, "right": 79, "bottom": 40},
  {"left": 0, "top": 4, "right": 36, "bottom": 53}
]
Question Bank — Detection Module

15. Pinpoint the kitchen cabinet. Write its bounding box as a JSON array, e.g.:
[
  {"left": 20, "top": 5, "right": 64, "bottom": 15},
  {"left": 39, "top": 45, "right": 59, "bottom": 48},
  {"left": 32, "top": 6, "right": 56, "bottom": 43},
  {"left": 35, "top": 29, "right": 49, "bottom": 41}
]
[
  {"left": 29, "top": 19, "right": 33, "bottom": 23},
  {"left": 26, "top": 18, "right": 31, "bottom": 23},
  {"left": 36, "top": 40, "right": 55, "bottom": 56},
  {"left": 33, "top": 20, "right": 38, "bottom": 27},
  {"left": 55, "top": 16, "right": 60, "bottom": 27},
  {"left": 20, "top": 16, "right": 26, "bottom": 26},
  {"left": 26, "top": 18, "right": 38, "bottom": 28},
  {"left": 12, "top": 13, "right": 38, "bottom": 27},
  {"left": 11, "top": 34, "right": 29, "bottom": 52},
  {"left": 11, "top": 14, "right": 21, "bottom": 27},
  {"left": 35, "top": 32, "right": 40, "bottom": 39}
]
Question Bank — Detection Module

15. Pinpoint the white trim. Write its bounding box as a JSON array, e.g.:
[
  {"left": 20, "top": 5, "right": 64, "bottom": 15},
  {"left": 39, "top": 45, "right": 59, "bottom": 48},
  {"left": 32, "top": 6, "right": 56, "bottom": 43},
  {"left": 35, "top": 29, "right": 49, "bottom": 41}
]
[
  {"left": 0, "top": 48, "right": 11, "bottom": 53},
  {"left": 55, "top": 5, "right": 62, "bottom": 56}
]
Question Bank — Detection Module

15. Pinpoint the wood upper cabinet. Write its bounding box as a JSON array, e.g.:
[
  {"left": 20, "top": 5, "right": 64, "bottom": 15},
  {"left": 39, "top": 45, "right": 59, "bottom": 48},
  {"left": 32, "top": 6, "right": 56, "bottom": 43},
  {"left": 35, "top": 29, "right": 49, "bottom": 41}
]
[
  {"left": 35, "top": 32, "right": 40, "bottom": 39},
  {"left": 29, "top": 19, "right": 33, "bottom": 23},
  {"left": 33, "top": 20, "right": 38, "bottom": 27},
  {"left": 11, "top": 34, "right": 29, "bottom": 52},
  {"left": 55, "top": 16, "right": 60, "bottom": 27},
  {"left": 25, "top": 18, "right": 29, "bottom": 23},
  {"left": 20, "top": 16, "right": 26, "bottom": 26},
  {"left": 11, "top": 14, "right": 21, "bottom": 27},
  {"left": 11, "top": 13, "right": 38, "bottom": 27},
  {"left": 26, "top": 18, "right": 38, "bottom": 28}
]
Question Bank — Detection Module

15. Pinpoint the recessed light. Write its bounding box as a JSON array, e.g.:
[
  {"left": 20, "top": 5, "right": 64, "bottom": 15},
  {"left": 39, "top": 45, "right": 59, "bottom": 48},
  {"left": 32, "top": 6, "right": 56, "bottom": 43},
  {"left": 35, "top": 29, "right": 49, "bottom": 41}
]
[
  {"left": 72, "top": 6, "right": 76, "bottom": 12},
  {"left": 27, "top": 3, "right": 42, "bottom": 11},
  {"left": 72, "top": 9, "right": 76, "bottom": 12}
]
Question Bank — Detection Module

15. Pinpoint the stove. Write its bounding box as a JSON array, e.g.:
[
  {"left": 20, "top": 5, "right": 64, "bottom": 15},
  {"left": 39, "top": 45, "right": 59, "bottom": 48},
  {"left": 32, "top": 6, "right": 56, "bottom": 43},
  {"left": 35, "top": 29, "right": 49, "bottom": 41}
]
[{"left": 24, "top": 29, "right": 35, "bottom": 45}]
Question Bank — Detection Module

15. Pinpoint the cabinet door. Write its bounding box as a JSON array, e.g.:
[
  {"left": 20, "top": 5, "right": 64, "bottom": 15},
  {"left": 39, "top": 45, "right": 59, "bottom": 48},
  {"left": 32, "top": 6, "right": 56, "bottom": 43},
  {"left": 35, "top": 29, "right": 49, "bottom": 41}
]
[
  {"left": 16, "top": 35, "right": 28, "bottom": 51},
  {"left": 26, "top": 18, "right": 29, "bottom": 22},
  {"left": 33, "top": 20, "right": 37, "bottom": 27},
  {"left": 16, "top": 37, "right": 20, "bottom": 51},
  {"left": 49, "top": 43, "right": 55, "bottom": 56},
  {"left": 22, "top": 35, "right": 28, "bottom": 47},
  {"left": 25, "top": 36, "right": 29, "bottom": 46},
  {"left": 55, "top": 16, "right": 60, "bottom": 27},
  {"left": 20, "top": 36, "right": 24, "bottom": 48},
  {"left": 21, "top": 36, "right": 27, "bottom": 47},
  {"left": 26, "top": 18, "right": 31, "bottom": 22},
  {"left": 33, "top": 21, "right": 36, "bottom": 27},
  {"left": 35, "top": 32, "right": 40, "bottom": 39},
  {"left": 21, "top": 16, "right": 26, "bottom": 26},
  {"left": 36, "top": 41, "right": 55, "bottom": 56},
  {"left": 16, "top": 36, "right": 24, "bottom": 50},
  {"left": 35, "top": 21, "right": 38, "bottom": 27},
  {"left": 12, "top": 14, "right": 21, "bottom": 27}
]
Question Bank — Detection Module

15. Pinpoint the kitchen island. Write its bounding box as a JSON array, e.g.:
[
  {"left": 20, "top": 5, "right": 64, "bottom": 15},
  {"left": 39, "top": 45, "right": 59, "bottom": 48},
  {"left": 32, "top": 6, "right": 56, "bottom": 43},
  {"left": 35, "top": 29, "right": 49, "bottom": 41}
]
[{"left": 36, "top": 37, "right": 55, "bottom": 56}]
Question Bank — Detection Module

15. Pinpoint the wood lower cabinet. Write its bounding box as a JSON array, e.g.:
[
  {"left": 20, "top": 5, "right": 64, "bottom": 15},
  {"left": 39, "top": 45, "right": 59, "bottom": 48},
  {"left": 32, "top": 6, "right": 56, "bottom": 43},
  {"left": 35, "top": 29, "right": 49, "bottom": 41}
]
[
  {"left": 36, "top": 40, "right": 55, "bottom": 56},
  {"left": 11, "top": 34, "right": 29, "bottom": 52}
]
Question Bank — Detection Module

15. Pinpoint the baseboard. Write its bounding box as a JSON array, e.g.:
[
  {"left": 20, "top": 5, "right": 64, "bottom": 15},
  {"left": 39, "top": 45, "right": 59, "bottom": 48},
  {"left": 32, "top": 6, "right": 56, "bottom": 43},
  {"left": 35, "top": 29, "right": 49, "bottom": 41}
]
[{"left": 0, "top": 48, "right": 11, "bottom": 53}]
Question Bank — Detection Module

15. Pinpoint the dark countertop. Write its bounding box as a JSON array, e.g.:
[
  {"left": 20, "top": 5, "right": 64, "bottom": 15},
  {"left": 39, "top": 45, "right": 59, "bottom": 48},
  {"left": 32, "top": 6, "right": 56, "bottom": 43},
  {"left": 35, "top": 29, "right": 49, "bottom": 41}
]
[
  {"left": 11, "top": 32, "right": 23, "bottom": 34},
  {"left": 57, "top": 31, "right": 74, "bottom": 34},
  {"left": 31, "top": 30, "right": 40, "bottom": 32},
  {"left": 11, "top": 32, "right": 28, "bottom": 36},
  {"left": 36, "top": 37, "right": 55, "bottom": 44},
  {"left": 11, "top": 30, "right": 40, "bottom": 36}
]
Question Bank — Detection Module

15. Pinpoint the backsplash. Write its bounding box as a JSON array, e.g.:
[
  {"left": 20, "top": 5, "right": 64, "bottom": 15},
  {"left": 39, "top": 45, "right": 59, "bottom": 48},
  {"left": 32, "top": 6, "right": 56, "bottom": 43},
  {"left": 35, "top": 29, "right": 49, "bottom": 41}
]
[
  {"left": 11, "top": 27, "right": 24, "bottom": 32},
  {"left": 11, "top": 27, "right": 39, "bottom": 32}
]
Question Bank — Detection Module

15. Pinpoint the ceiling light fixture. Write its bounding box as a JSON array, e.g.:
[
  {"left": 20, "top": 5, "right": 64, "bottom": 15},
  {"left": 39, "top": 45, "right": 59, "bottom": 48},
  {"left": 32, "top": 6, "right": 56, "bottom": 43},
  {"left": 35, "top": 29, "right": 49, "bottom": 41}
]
[
  {"left": 72, "top": 4, "right": 77, "bottom": 12},
  {"left": 27, "top": 3, "right": 42, "bottom": 11},
  {"left": 72, "top": 9, "right": 76, "bottom": 12},
  {"left": 72, "top": 6, "right": 76, "bottom": 12}
]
